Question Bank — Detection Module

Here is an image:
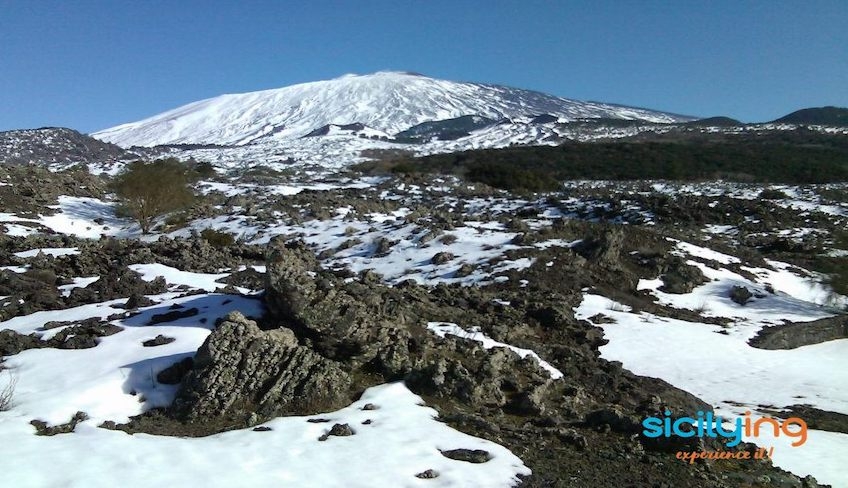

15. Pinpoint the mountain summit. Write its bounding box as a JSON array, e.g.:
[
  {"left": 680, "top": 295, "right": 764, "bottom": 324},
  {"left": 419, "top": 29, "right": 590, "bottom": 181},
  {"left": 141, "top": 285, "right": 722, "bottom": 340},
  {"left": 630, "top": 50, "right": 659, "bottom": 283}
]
[{"left": 93, "top": 71, "right": 692, "bottom": 147}]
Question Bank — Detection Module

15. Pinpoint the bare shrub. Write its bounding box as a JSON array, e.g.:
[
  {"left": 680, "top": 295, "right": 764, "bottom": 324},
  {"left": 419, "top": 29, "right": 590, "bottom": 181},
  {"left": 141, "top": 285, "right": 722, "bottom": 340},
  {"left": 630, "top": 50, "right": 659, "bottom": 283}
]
[{"left": 0, "top": 368, "right": 17, "bottom": 411}]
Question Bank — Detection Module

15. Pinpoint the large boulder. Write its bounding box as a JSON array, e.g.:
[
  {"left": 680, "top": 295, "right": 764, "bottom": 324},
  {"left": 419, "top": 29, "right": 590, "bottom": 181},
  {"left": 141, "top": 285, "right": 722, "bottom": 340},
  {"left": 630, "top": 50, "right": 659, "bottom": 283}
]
[
  {"left": 574, "top": 227, "right": 625, "bottom": 268},
  {"left": 172, "top": 311, "right": 352, "bottom": 423},
  {"left": 659, "top": 258, "right": 708, "bottom": 294}
]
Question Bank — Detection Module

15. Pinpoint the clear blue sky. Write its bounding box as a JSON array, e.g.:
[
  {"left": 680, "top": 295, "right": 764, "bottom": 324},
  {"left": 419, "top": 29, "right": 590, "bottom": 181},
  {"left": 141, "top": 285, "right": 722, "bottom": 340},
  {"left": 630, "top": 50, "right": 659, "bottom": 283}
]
[{"left": 1, "top": 0, "right": 846, "bottom": 133}]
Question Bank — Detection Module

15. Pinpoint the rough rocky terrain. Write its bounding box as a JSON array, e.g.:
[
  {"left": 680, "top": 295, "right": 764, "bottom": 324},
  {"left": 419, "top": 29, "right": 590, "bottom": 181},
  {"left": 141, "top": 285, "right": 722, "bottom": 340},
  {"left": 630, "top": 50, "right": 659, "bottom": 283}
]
[
  {"left": 0, "top": 127, "right": 130, "bottom": 168},
  {"left": 1, "top": 158, "right": 846, "bottom": 487}
]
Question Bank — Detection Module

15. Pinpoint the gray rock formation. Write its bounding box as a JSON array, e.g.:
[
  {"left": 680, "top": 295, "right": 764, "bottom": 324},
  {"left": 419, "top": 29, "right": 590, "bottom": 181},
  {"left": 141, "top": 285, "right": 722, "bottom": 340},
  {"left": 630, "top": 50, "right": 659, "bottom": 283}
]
[
  {"left": 749, "top": 314, "right": 848, "bottom": 350},
  {"left": 172, "top": 311, "right": 351, "bottom": 422}
]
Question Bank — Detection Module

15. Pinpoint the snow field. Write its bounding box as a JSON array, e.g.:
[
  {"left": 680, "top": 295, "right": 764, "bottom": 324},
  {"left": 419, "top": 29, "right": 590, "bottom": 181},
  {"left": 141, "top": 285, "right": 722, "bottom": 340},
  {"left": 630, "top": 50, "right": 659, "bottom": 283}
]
[{"left": 0, "top": 275, "right": 529, "bottom": 487}]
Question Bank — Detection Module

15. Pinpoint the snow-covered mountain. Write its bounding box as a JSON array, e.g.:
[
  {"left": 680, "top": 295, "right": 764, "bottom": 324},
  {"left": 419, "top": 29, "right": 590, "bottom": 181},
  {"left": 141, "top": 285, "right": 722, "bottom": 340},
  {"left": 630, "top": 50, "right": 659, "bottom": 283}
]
[{"left": 93, "top": 71, "right": 693, "bottom": 147}]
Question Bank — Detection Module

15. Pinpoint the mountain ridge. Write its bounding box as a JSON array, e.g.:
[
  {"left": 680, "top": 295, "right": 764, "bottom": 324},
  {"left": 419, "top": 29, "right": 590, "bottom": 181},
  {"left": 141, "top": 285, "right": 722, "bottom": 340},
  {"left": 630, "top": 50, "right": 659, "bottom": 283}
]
[{"left": 92, "top": 71, "right": 694, "bottom": 148}]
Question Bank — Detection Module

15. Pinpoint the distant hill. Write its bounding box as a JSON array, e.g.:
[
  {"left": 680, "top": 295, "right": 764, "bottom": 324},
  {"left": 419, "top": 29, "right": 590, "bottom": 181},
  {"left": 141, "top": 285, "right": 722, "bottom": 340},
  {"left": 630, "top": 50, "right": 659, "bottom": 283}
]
[
  {"left": 0, "top": 127, "right": 129, "bottom": 167},
  {"left": 773, "top": 107, "right": 848, "bottom": 126},
  {"left": 685, "top": 116, "right": 742, "bottom": 127}
]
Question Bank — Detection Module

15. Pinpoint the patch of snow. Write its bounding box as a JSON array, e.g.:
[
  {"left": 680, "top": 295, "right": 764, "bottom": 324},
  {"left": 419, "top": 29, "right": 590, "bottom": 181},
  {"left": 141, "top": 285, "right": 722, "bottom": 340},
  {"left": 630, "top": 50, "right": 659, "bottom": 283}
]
[
  {"left": 670, "top": 239, "right": 740, "bottom": 265},
  {"left": 0, "top": 293, "right": 527, "bottom": 488},
  {"left": 57, "top": 276, "right": 100, "bottom": 297},
  {"left": 743, "top": 259, "right": 847, "bottom": 309},
  {"left": 1, "top": 265, "right": 30, "bottom": 273},
  {"left": 1, "top": 223, "right": 38, "bottom": 237},
  {"left": 128, "top": 264, "right": 254, "bottom": 294},
  {"left": 13, "top": 247, "right": 81, "bottom": 258},
  {"left": 575, "top": 293, "right": 848, "bottom": 487},
  {"left": 427, "top": 322, "right": 563, "bottom": 379}
]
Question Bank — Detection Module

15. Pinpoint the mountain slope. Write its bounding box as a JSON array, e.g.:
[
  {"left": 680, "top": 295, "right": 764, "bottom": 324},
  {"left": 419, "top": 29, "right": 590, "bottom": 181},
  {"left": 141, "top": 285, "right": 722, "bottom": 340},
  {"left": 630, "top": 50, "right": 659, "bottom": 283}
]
[
  {"left": 93, "top": 72, "right": 693, "bottom": 148},
  {"left": 773, "top": 106, "right": 848, "bottom": 126},
  {"left": 0, "top": 127, "right": 129, "bottom": 167}
]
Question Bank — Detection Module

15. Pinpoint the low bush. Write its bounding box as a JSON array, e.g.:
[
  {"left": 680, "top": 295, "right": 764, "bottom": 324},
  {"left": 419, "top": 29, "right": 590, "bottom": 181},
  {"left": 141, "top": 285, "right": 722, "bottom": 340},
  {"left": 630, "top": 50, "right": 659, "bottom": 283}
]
[
  {"left": 200, "top": 228, "right": 236, "bottom": 247},
  {"left": 111, "top": 159, "right": 196, "bottom": 233},
  {"left": 466, "top": 161, "right": 561, "bottom": 192},
  {"left": 758, "top": 188, "right": 788, "bottom": 200},
  {"left": 189, "top": 161, "right": 217, "bottom": 179}
]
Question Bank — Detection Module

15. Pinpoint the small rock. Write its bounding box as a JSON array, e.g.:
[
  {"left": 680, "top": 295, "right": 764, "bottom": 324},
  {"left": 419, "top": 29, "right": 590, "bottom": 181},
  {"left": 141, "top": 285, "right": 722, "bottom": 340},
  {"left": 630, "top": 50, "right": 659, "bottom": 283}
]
[
  {"left": 730, "top": 286, "right": 753, "bottom": 305},
  {"left": 374, "top": 237, "right": 395, "bottom": 257},
  {"left": 30, "top": 411, "right": 89, "bottom": 436},
  {"left": 439, "top": 448, "right": 491, "bottom": 463},
  {"left": 252, "top": 426, "right": 272, "bottom": 432},
  {"left": 148, "top": 307, "right": 199, "bottom": 325},
  {"left": 328, "top": 423, "right": 355, "bottom": 437},
  {"left": 660, "top": 261, "right": 708, "bottom": 294},
  {"left": 142, "top": 335, "right": 175, "bottom": 347},
  {"left": 584, "top": 406, "right": 641, "bottom": 434},
  {"left": 557, "top": 428, "right": 588, "bottom": 450},
  {"left": 125, "top": 294, "right": 154, "bottom": 309},
  {"left": 415, "top": 469, "right": 439, "bottom": 479},
  {"left": 802, "top": 475, "right": 821, "bottom": 488},
  {"left": 455, "top": 263, "right": 475, "bottom": 277}
]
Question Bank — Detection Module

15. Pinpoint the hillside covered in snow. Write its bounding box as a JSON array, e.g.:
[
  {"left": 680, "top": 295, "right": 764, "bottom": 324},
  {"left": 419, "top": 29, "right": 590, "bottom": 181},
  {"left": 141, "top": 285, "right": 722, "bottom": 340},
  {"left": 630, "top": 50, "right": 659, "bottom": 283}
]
[{"left": 93, "top": 71, "right": 693, "bottom": 148}]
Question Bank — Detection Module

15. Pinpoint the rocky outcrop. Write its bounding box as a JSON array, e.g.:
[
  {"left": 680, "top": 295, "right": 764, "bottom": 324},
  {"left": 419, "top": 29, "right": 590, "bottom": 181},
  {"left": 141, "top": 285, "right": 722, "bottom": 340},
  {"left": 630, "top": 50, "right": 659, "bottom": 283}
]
[
  {"left": 574, "top": 227, "right": 625, "bottom": 269},
  {"left": 264, "top": 240, "right": 422, "bottom": 371},
  {"left": 0, "top": 234, "right": 269, "bottom": 321},
  {"left": 257, "top": 239, "right": 709, "bottom": 425},
  {"left": 57, "top": 228, "right": 808, "bottom": 486},
  {"left": 0, "top": 269, "right": 61, "bottom": 320},
  {"left": 0, "top": 329, "right": 42, "bottom": 356},
  {"left": 172, "top": 311, "right": 351, "bottom": 422},
  {"left": 0, "top": 264, "right": 168, "bottom": 321},
  {"left": 0, "top": 127, "right": 127, "bottom": 167},
  {"left": 749, "top": 314, "right": 848, "bottom": 350},
  {"left": 659, "top": 258, "right": 708, "bottom": 294}
]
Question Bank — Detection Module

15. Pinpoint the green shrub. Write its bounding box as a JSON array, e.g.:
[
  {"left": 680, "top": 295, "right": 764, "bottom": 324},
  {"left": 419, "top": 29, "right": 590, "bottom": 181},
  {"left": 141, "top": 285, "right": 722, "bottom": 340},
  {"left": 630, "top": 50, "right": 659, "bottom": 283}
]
[
  {"left": 162, "top": 211, "right": 192, "bottom": 231},
  {"left": 759, "top": 188, "right": 788, "bottom": 200},
  {"left": 389, "top": 162, "right": 422, "bottom": 175},
  {"left": 200, "top": 228, "right": 236, "bottom": 247},
  {"left": 111, "top": 159, "right": 196, "bottom": 233},
  {"left": 438, "top": 234, "right": 458, "bottom": 245},
  {"left": 466, "top": 161, "right": 561, "bottom": 192},
  {"left": 820, "top": 258, "right": 848, "bottom": 298},
  {"left": 371, "top": 133, "right": 848, "bottom": 186},
  {"left": 190, "top": 161, "right": 217, "bottom": 179}
]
